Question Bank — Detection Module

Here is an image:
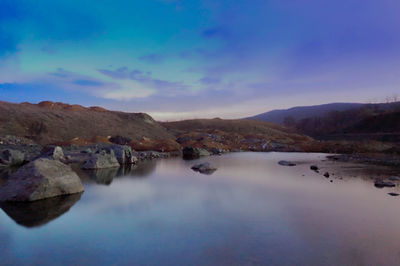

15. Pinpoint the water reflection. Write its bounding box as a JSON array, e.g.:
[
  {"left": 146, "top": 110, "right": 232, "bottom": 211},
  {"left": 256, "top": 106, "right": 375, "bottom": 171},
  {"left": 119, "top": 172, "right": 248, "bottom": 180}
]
[
  {"left": 0, "top": 193, "right": 82, "bottom": 228},
  {"left": 0, "top": 153, "right": 400, "bottom": 265}
]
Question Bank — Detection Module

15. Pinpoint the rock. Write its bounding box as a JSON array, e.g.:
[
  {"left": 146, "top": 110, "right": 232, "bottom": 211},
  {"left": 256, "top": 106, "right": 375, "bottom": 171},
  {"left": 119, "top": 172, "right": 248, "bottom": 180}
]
[
  {"left": 374, "top": 180, "right": 396, "bottom": 188},
  {"left": 104, "top": 145, "right": 137, "bottom": 165},
  {"left": 388, "top": 176, "right": 400, "bottom": 181},
  {"left": 278, "top": 160, "right": 296, "bottom": 166},
  {"left": 82, "top": 150, "right": 120, "bottom": 169},
  {"left": 324, "top": 172, "right": 330, "bottom": 178},
  {"left": 80, "top": 148, "right": 92, "bottom": 154},
  {"left": 183, "top": 147, "right": 210, "bottom": 159},
  {"left": 0, "top": 158, "right": 84, "bottom": 202},
  {"left": 41, "top": 146, "right": 64, "bottom": 160},
  {"left": 0, "top": 149, "right": 25, "bottom": 167},
  {"left": 191, "top": 162, "right": 217, "bottom": 175},
  {"left": 388, "top": 192, "right": 399, "bottom": 196},
  {"left": 310, "top": 165, "right": 319, "bottom": 171},
  {"left": 109, "top": 135, "right": 131, "bottom": 145}
]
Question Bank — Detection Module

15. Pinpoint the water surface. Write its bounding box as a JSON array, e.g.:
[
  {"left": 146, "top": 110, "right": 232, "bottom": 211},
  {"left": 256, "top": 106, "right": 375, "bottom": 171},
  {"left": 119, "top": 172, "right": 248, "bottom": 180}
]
[{"left": 1, "top": 152, "right": 400, "bottom": 265}]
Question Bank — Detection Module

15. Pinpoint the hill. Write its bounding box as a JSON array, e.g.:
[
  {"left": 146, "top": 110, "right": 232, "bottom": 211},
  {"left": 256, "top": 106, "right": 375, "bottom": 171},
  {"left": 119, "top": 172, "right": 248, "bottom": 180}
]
[
  {"left": 0, "top": 101, "right": 174, "bottom": 145},
  {"left": 162, "top": 118, "right": 316, "bottom": 152},
  {"left": 247, "top": 103, "right": 363, "bottom": 125}
]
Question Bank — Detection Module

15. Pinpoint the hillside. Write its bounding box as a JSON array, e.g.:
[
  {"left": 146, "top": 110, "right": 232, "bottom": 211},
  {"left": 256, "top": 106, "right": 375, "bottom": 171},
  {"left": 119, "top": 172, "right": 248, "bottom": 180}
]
[
  {"left": 162, "top": 118, "right": 316, "bottom": 152},
  {"left": 0, "top": 101, "right": 174, "bottom": 145},
  {"left": 247, "top": 103, "right": 363, "bottom": 124}
]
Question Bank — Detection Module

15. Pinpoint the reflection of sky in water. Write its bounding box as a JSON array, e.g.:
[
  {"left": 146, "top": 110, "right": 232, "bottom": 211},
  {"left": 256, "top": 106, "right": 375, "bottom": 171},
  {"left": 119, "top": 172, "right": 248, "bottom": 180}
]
[{"left": 1, "top": 152, "right": 400, "bottom": 265}]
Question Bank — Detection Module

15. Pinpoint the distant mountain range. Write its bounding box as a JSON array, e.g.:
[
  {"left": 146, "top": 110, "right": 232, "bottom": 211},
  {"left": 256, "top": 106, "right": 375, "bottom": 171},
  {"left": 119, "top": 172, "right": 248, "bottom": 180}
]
[
  {"left": 247, "top": 102, "right": 400, "bottom": 142},
  {"left": 247, "top": 103, "right": 364, "bottom": 124}
]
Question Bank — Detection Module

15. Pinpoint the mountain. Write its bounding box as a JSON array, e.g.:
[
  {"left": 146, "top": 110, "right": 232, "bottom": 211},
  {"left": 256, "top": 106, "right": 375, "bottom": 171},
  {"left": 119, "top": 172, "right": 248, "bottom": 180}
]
[
  {"left": 0, "top": 101, "right": 174, "bottom": 145},
  {"left": 249, "top": 101, "right": 400, "bottom": 142},
  {"left": 247, "top": 103, "right": 364, "bottom": 125}
]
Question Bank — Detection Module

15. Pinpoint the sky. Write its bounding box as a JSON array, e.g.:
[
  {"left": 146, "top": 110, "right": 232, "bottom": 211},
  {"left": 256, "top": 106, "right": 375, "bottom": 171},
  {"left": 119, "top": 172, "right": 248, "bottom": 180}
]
[{"left": 0, "top": 0, "right": 399, "bottom": 120}]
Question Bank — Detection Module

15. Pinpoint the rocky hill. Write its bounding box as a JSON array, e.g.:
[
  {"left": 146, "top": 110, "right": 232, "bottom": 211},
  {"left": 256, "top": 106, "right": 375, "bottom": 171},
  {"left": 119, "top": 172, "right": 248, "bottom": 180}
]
[
  {"left": 0, "top": 101, "right": 174, "bottom": 145},
  {"left": 162, "top": 118, "right": 317, "bottom": 152}
]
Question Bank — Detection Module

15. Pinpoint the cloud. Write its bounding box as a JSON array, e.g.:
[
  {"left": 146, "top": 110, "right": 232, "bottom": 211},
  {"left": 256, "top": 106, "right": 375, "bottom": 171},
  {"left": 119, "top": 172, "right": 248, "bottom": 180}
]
[
  {"left": 73, "top": 79, "right": 104, "bottom": 87},
  {"left": 97, "top": 67, "right": 190, "bottom": 96},
  {"left": 138, "top": 53, "right": 165, "bottom": 64},
  {"left": 199, "top": 77, "right": 221, "bottom": 85}
]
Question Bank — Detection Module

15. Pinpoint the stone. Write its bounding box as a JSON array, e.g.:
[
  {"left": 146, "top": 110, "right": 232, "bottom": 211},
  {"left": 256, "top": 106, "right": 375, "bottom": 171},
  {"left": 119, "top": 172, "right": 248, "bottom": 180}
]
[
  {"left": 388, "top": 176, "right": 400, "bottom": 181},
  {"left": 0, "top": 149, "right": 25, "bottom": 167},
  {"left": 183, "top": 147, "right": 210, "bottom": 159},
  {"left": 109, "top": 135, "right": 131, "bottom": 145},
  {"left": 104, "top": 145, "right": 138, "bottom": 165},
  {"left": 374, "top": 180, "right": 396, "bottom": 188},
  {"left": 82, "top": 150, "right": 120, "bottom": 169},
  {"left": 388, "top": 192, "right": 399, "bottom": 196},
  {"left": 0, "top": 158, "right": 84, "bottom": 202},
  {"left": 278, "top": 160, "right": 296, "bottom": 166},
  {"left": 310, "top": 165, "right": 319, "bottom": 171},
  {"left": 324, "top": 172, "right": 330, "bottom": 178},
  {"left": 41, "top": 146, "right": 64, "bottom": 160},
  {"left": 191, "top": 162, "right": 217, "bottom": 175}
]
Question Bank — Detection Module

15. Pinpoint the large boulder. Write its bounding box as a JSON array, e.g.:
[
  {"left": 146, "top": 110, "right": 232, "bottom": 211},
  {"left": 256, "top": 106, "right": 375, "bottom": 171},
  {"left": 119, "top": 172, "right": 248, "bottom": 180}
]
[
  {"left": 182, "top": 147, "right": 210, "bottom": 159},
  {"left": 82, "top": 150, "right": 120, "bottom": 169},
  {"left": 104, "top": 145, "right": 138, "bottom": 165},
  {"left": 109, "top": 135, "right": 131, "bottom": 145},
  {"left": 0, "top": 149, "right": 25, "bottom": 167},
  {"left": 0, "top": 158, "right": 84, "bottom": 202}
]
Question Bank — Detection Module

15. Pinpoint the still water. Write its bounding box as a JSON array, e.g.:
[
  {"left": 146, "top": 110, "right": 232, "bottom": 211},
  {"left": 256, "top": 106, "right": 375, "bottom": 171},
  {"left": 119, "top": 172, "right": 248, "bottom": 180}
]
[{"left": 1, "top": 152, "right": 400, "bottom": 265}]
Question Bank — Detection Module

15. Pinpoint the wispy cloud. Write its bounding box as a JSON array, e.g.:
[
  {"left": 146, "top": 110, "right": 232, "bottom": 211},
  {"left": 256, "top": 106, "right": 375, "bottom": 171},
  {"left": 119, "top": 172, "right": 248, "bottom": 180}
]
[{"left": 138, "top": 53, "right": 165, "bottom": 64}]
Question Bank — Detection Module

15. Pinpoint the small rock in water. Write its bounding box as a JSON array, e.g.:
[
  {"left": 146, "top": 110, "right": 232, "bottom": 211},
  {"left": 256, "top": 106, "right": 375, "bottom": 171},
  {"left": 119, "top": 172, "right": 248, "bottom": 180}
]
[
  {"left": 191, "top": 162, "right": 217, "bottom": 175},
  {"left": 310, "top": 165, "right": 319, "bottom": 171},
  {"left": 374, "top": 180, "right": 396, "bottom": 188},
  {"left": 388, "top": 192, "right": 399, "bottom": 196},
  {"left": 324, "top": 172, "right": 330, "bottom": 178},
  {"left": 278, "top": 160, "right": 296, "bottom": 166},
  {"left": 388, "top": 176, "right": 400, "bottom": 181},
  {"left": 330, "top": 180, "right": 333, "bottom": 183}
]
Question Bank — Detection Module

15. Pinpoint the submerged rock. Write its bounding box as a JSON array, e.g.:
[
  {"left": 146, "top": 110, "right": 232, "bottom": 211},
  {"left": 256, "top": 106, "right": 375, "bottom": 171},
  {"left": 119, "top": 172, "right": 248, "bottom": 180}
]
[
  {"left": 310, "top": 165, "right": 319, "bottom": 171},
  {"left": 82, "top": 150, "right": 120, "bottom": 169},
  {"left": 388, "top": 192, "right": 400, "bottom": 197},
  {"left": 324, "top": 172, "right": 330, "bottom": 178},
  {"left": 374, "top": 180, "right": 396, "bottom": 188},
  {"left": 0, "top": 149, "right": 25, "bottom": 167},
  {"left": 0, "top": 158, "right": 84, "bottom": 202},
  {"left": 191, "top": 162, "right": 217, "bottom": 175},
  {"left": 278, "top": 160, "right": 296, "bottom": 166}
]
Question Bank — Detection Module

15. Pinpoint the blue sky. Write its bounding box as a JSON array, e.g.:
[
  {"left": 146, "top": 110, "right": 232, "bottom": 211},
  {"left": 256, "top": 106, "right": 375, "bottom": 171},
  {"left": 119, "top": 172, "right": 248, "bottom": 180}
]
[{"left": 0, "top": 0, "right": 399, "bottom": 120}]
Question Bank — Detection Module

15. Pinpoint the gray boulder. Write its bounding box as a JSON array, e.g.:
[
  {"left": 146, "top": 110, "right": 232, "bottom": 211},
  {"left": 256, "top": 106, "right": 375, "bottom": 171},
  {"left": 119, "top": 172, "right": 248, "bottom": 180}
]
[
  {"left": 0, "top": 149, "right": 25, "bottom": 167},
  {"left": 41, "top": 146, "right": 64, "bottom": 160},
  {"left": 104, "top": 145, "right": 138, "bottom": 165},
  {"left": 183, "top": 147, "right": 210, "bottom": 159},
  {"left": 82, "top": 150, "right": 120, "bottom": 169},
  {"left": 0, "top": 158, "right": 84, "bottom": 202},
  {"left": 278, "top": 160, "right": 296, "bottom": 166},
  {"left": 374, "top": 180, "right": 396, "bottom": 188},
  {"left": 191, "top": 162, "right": 217, "bottom": 175}
]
